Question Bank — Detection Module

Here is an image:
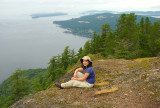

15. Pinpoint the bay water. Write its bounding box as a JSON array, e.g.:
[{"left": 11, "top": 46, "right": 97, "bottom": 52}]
[{"left": 0, "top": 14, "right": 89, "bottom": 84}]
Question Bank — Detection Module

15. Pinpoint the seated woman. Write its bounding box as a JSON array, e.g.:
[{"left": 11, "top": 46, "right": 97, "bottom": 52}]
[{"left": 55, "top": 56, "right": 95, "bottom": 89}]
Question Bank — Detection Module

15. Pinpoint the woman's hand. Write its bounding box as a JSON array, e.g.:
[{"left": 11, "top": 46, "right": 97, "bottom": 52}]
[
  {"left": 73, "top": 72, "right": 77, "bottom": 78},
  {"left": 73, "top": 68, "right": 84, "bottom": 78},
  {"left": 73, "top": 69, "right": 79, "bottom": 78}
]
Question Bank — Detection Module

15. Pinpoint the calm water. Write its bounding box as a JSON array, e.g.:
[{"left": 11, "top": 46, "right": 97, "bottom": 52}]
[{"left": 0, "top": 15, "right": 89, "bottom": 84}]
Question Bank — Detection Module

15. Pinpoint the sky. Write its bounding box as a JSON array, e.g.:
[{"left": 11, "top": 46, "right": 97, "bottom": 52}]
[{"left": 0, "top": 0, "right": 160, "bottom": 19}]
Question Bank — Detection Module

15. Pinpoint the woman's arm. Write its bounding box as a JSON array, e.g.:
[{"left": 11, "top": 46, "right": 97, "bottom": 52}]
[
  {"left": 75, "top": 67, "right": 84, "bottom": 72},
  {"left": 72, "top": 73, "right": 89, "bottom": 81},
  {"left": 73, "top": 67, "right": 84, "bottom": 78}
]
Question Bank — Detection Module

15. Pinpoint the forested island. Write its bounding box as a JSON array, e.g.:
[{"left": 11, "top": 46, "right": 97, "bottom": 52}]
[
  {"left": 54, "top": 12, "right": 160, "bottom": 38},
  {"left": 31, "top": 12, "right": 68, "bottom": 19}
]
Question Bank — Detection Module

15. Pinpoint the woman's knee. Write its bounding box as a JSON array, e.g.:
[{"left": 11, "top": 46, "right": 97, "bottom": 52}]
[{"left": 77, "top": 72, "right": 84, "bottom": 78}]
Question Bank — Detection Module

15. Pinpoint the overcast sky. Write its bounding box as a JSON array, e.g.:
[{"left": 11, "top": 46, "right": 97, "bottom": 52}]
[{"left": 0, "top": 0, "right": 160, "bottom": 18}]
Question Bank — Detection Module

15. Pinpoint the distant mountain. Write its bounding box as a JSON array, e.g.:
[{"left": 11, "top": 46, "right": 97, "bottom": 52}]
[
  {"left": 118, "top": 11, "right": 160, "bottom": 18},
  {"left": 81, "top": 10, "right": 160, "bottom": 18},
  {"left": 53, "top": 12, "right": 160, "bottom": 38},
  {"left": 81, "top": 10, "right": 114, "bottom": 15},
  {"left": 30, "top": 12, "right": 68, "bottom": 19}
]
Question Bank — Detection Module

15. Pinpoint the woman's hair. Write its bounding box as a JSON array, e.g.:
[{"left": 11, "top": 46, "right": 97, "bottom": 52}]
[{"left": 81, "top": 60, "right": 92, "bottom": 69}]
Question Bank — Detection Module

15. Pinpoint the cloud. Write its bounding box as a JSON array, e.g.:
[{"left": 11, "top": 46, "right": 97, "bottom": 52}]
[
  {"left": 0, "top": 0, "right": 160, "bottom": 19},
  {"left": 150, "top": 5, "right": 160, "bottom": 10}
]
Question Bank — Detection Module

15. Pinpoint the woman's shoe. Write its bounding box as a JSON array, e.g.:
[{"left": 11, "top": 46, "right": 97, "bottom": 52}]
[{"left": 55, "top": 83, "right": 63, "bottom": 89}]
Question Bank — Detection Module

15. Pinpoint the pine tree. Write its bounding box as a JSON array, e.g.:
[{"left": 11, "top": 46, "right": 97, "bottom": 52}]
[
  {"left": 31, "top": 78, "right": 43, "bottom": 93},
  {"left": 100, "top": 23, "right": 112, "bottom": 54},
  {"left": 62, "top": 46, "right": 71, "bottom": 69},
  {"left": 77, "top": 47, "right": 83, "bottom": 58},
  {"left": 54, "top": 68, "right": 65, "bottom": 80},
  {"left": 144, "top": 17, "right": 152, "bottom": 34},
  {"left": 9, "top": 69, "right": 29, "bottom": 101},
  {"left": 90, "top": 32, "right": 101, "bottom": 54},
  {"left": 47, "top": 56, "right": 58, "bottom": 82},
  {"left": 150, "top": 21, "right": 160, "bottom": 56},
  {"left": 114, "top": 13, "right": 138, "bottom": 59},
  {"left": 0, "top": 96, "right": 3, "bottom": 107},
  {"left": 115, "top": 13, "right": 126, "bottom": 35},
  {"left": 70, "top": 49, "right": 77, "bottom": 64},
  {"left": 82, "top": 40, "right": 91, "bottom": 56},
  {"left": 101, "top": 23, "right": 111, "bottom": 40},
  {"left": 140, "top": 17, "right": 144, "bottom": 32},
  {"left": 104, "top": 32, "right": 115, "bottom": 57}
]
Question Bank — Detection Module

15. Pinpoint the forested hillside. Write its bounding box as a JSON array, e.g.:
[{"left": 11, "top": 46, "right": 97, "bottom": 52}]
[
  {"left": 0, "top": 13, "right": 160, "bottom": 108},
  {"left": 79, "top": 13, "right": 160, "bottom": 59},
  {"left": 54, "top": 12, "right": 159, "bottom": 38},
  {"left": 0, "top": 69, "right": 47, "bottom": 107}
]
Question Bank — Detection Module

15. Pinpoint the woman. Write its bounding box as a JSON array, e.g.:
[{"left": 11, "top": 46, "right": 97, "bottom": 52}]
[{"left": 55, "top": 56, "right": 95, "bottom": 89}]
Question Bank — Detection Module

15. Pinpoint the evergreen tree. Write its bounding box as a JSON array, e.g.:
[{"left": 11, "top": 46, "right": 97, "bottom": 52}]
[
  {"left": 140, "top": 17, "right": 144, "bottom": 32},
  {"left": 54, "top": 68, "right": 65, "bottom": 80},
  {"left": 114, "top": 13, "right": 138, "bottom": 59},
  {"left": 9, "top": 69, "right": 29, "bottom": 101},
  {"left": 90, "top": 32, "right": 101, "bottom": 54},
  {"left": 30, "top": 72, "right": 45, "bottom": 93},
  {"left": 101, "top": 23, "right": 111, "bottom": 40},
  {"left": 136, "top": 17, "right": 153, "bottom": 57},
  {"left": 100, "top": 23, "right": 112, "bottom": 54},
  {"left": 2, "top": 95, "right": 15, "bottom": 108},
  {"left": 62, "top": 46, "right": 71, "bottom": 70},
  {"left": 47, "top": 56, "right": 58, "bottom": 82},
  {"left": 150, "top": 21, "right": 160, "bottom": 56},
  {"left": 0, "top": 96, "right": 3, "bottom": 107},
  {"left": 82, "top": 40, "right": 91, "bottom": 56},
  {"left": 31, "top": 78, "right": 43, "bottom": 93},
  {"left": 70, "top": 49, "right": 78, "bottom": 64},
  {"left": 104, "top": 32, "right": 115, "bottom": 57},
  {"left": 46, "top": 46, "right": 78, "bottom": 87},
  {"left": 115, "top": 13, "right": 126, "bottom": 35},
  {"left": 77, "top": 47, "right": 83, "bottom": 58},
  {"left": 144, "top": 17, "right": 152, "bottom": 34}
]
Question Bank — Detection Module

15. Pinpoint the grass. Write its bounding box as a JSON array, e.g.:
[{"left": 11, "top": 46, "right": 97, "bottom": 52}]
[
  {"left": 95, "top": 87, "right": 118, "bottom": 95},
  {"left": 94, "top": 82, "right": 109, "bottom": 87}
]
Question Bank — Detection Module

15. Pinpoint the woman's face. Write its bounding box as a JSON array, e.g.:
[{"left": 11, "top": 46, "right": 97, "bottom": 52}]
[{"left": 83, "top": 60, "right": 89, "bottom": 67}]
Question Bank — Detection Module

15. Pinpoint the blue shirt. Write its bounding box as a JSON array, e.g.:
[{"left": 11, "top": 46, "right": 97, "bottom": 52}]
[{"left": 84, "top": 67, "right": 95, "bottom": 84}]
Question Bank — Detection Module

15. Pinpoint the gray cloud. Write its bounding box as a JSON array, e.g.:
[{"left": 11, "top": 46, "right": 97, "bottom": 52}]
[
  {"left": 0, "top": 0, "right": 160, "bottom": 19},
  {"left": 150, "top": 5, "right": 160, "bottom": 10}
]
